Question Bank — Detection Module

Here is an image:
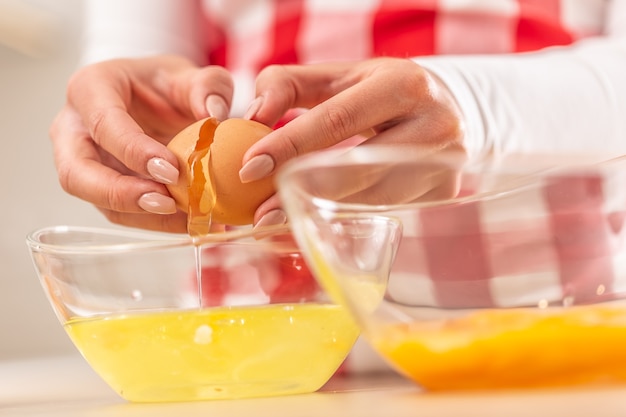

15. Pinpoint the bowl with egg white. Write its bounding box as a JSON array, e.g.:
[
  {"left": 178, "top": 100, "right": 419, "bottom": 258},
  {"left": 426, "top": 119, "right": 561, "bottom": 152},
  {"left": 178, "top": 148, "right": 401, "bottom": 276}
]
[{"left": 26, "top": 118, "right": 359, "bottom": 403}]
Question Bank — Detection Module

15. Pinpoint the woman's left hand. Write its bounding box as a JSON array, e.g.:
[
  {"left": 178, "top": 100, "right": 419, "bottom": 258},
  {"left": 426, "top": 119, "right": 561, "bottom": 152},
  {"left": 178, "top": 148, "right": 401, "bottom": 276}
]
[{"left": 240, "top": 58, "right": 466, "bottom": 227}]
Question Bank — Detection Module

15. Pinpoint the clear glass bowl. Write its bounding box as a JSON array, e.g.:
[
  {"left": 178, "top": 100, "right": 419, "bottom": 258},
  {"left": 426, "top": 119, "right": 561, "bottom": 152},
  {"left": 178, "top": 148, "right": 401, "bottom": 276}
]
[
  {"left": 26, "top": 225, "right": 359, "bottom": 402},
  {"left": 277, "top": 146, "right": 626, "bottom": 391}
]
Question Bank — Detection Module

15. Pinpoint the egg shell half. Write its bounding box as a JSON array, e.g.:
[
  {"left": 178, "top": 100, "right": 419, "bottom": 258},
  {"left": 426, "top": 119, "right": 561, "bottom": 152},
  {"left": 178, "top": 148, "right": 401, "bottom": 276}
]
[
  {"left": 209, "top": 118, "right": 275, "bottom": 225},
  {"left": 165, "top": 117, "right": 218, "bottom": 212}
]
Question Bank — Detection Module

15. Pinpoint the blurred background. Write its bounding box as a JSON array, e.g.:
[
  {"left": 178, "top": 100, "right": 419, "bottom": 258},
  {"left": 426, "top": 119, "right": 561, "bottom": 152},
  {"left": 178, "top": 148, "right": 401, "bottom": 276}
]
[{"left": 0, "top": 0, "right": 110, "bottom": 359}]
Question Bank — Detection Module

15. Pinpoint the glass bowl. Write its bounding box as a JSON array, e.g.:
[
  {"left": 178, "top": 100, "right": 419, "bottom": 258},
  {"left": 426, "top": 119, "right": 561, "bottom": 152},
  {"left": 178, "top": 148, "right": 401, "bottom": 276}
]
[
  {"left": 277, "top": 146, "right": 626, "bottom": 391},
  {"left": 26, "top": 225, "right": 359, "bottom": 402}
]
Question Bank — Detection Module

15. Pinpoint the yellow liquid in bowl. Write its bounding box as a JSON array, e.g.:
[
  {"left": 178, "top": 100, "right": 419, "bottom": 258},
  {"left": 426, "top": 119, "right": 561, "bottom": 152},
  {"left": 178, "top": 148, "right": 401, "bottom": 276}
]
[
  {"left": 65, "top": 303, "right": 358, "bottom": 402},
  {"left": 373, "top": 306, "right": 626, "bottom": 391}
]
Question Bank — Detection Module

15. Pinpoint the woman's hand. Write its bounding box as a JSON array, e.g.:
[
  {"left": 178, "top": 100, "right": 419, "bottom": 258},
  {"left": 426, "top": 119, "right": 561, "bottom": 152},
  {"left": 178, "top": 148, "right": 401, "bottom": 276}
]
[
  {"left": 240, "top": 58, "right": 466, "bottom": 227},
  {"left": 49, "top": 55, "right": 233, "bottom": 233}
]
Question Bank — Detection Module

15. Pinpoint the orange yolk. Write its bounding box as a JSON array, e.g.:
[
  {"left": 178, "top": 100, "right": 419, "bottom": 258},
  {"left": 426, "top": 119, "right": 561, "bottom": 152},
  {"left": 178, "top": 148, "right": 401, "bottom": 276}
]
[{"left": 373, "top": 306, "right": 626, "bottom": 390}]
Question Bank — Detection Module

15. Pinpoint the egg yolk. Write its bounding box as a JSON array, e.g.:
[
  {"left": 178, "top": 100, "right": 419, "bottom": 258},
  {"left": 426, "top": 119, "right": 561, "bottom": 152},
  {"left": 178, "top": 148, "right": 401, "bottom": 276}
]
[{"left": 373, "top": 305, "right": 626, "bottom": 390}]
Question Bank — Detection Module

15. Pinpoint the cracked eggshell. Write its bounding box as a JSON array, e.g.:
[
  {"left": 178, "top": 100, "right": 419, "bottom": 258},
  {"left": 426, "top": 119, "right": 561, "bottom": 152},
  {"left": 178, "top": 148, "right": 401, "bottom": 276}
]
[{"left": 166, "top": 117, "right": 275, "bottom": 226}]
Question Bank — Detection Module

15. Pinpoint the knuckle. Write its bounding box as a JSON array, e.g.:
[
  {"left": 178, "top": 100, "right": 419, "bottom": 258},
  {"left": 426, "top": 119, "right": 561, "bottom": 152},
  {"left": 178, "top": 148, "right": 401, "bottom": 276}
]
[
  {"left": 447, "top": 116, "right": 465, "bottom": 141},
  {"left": 258, "top": 64, "right": 287, "bottom": 80},
  {"left": 105, "top": 175, "right": 131, "bottom": 212},
  {"left": 319, "top": 104, "right": 358, "bottom": 144},
  {"left": 401, "top": 70, "right": 432, "bottom": 107},
  {"left": 192, "top": 66, "right": 220, "bottom": 87},
  {"left": 66, "top": 66, "right": 89, "bottom": 95},
  {"left": 257, "top": 65, "right": 296, "bottom": 94},
  {"left": 427, "top": 110, "right": 465, "bottom": 147},
  {"left": 365, "top": 60, "right": 433, "bottom": 119},
  {"left": 275, "top": 129, "right": 302, "bottom": 159},
  {"left": 48, "top": 114, "right": 61, "bottom": 140},
  {"left": 67, "top": 62, "right": 115, "bottom": 96},
  {"left": 256, "top": 64, "right": 299, "bottom": 114},
  {"left": 120, "top": 134, "right": 145, "bottom": 168},
  {"left": 55, "top": 161, "right": 76, "bottom": 195},
  {"left": 205, "top": 65, "right": 233, "bottom": 85},
  {"left": 389, "top": 60, "right": 465, "bottom": 144},
  {"left": 433, "top": 99, "right": 466, "bottom": 143},
  {"left": 85, "top": 107, "right": 108, "bottom": 143}
]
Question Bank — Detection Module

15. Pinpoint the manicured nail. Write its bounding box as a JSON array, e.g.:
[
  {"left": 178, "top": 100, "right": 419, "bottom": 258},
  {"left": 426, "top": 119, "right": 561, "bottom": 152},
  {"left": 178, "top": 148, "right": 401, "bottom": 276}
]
[
  {"left": 244, "top": 96, "right": 264, "bottom": 120},
  {"left": 206, "top": 95, "right": 229, "bottom": 121},
  {"left": 254, "top": 209, "right": 287, "bottom": 229},
  {"left": 147, "top": 157, "right": 178, "bottom": 184},
  {"left": 138, "top": 192, "right": 177, "bottom": 214},
  {"left": 239, "top": 154, "right": 275, "bottom": 183}
]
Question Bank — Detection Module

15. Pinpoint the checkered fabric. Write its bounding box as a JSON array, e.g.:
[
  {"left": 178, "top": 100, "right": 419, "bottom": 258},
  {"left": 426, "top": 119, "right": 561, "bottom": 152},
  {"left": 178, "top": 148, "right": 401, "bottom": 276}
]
[
  {"left": 386, "top": 168, "right": 626, "bottom": 309},
  {"left": 199, "top": 0, "right": 610, "bottom": 118},
  {"left": 201, "top": 0, "right": 604, "bottom": 72}
]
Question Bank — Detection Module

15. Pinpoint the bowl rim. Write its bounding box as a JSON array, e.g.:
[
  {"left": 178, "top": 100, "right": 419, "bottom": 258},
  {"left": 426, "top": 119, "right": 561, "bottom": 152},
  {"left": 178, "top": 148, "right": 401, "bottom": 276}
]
[
  {"left": 276, "top": 145, "right": 624, "bottom": 212},
  {"left": 26, "top": 224, "right": 293, "bottom": 255}
]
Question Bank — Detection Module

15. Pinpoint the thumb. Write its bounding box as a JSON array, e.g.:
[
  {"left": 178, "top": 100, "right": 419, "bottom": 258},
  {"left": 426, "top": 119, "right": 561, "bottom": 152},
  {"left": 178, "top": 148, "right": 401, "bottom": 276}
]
[
  {"left": 158, "top": 64, "right": 234, "bottom": 121},
  {"left": 249, "top": 62, "right": 359, "bottom": 126}
]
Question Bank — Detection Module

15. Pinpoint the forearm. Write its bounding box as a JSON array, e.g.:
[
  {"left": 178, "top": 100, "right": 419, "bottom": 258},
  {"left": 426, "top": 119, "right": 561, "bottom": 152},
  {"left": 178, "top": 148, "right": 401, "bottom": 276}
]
[
  {"left": 418, "top": 36, "right": 626, "bottom": 160},
  {"left": 80, "top": 0, "right": 205, "bottom": 65}
]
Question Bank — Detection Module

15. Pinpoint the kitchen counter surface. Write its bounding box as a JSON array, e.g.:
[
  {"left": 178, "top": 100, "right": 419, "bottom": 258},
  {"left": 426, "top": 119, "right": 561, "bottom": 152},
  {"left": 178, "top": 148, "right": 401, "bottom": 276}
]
[{"left": 3, "top": 354, "right": 626, "bottom": 417}]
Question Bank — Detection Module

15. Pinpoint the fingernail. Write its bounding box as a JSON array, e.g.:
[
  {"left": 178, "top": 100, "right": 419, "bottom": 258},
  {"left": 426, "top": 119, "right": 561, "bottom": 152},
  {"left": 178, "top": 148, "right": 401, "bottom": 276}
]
[
  {"left": 138, "top": 192, "right": 177, "bottom": 214},
  {"left": 239, "top": 154, "right": 275, "bottom": 183},
  {"left": 254, "top": 209, "right": 287, "bottom": 229},
  {"left": 147, "top": 157, "right": 178, "bottom": 184},
  {"left": 244, "top": 96, "right": 264, "bottom": 120},
  {"left": 206, "top": 95, "right": 229, "bottom": 121}
]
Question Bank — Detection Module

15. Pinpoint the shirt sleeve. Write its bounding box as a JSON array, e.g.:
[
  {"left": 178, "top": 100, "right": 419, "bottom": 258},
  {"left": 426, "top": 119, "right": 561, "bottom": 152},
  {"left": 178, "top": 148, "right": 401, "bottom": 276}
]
[
  {"left": 415, "top": 1, "right": 626, "bottom": 162},
  {"left": 80, "top": 0, "right": 206, "bottom": 65}
]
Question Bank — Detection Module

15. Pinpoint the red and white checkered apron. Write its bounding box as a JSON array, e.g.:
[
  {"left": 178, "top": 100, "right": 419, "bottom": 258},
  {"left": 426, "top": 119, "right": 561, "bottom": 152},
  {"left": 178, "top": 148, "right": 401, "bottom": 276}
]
[{"left": 201, "top": 0, "right": 604, "bottom": 71}]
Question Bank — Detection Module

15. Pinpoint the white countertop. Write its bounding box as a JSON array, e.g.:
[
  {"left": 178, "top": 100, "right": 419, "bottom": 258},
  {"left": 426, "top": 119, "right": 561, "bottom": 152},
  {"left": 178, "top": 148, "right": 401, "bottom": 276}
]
[{"left": 3, "top": 354, "right": 626, "bottom": 417}]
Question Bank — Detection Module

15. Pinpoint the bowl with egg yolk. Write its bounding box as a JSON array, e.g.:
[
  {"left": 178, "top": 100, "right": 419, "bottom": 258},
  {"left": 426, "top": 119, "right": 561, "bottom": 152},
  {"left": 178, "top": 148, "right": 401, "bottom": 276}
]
[{"left": 278, "top": 146, "right": 626, "bottom": 391}]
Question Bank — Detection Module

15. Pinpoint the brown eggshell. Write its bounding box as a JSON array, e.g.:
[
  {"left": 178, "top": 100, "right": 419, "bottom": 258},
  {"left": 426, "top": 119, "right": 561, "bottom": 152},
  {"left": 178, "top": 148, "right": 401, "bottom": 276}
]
[
  {"left": 210, "top": 118, "right": 274, "bottom": 225},
  {"left": 165, "top": 117, "right": 218, "bottom": 212},
  {"left": 165, "top": 117, "right": 274, "bottom": 226}
]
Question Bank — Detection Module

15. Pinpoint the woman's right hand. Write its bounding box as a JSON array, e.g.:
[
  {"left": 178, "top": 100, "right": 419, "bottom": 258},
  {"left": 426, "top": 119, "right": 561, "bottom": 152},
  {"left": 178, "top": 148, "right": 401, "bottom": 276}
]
[{"left": 49, "top": 55, "right": 234, "bottom": 233}]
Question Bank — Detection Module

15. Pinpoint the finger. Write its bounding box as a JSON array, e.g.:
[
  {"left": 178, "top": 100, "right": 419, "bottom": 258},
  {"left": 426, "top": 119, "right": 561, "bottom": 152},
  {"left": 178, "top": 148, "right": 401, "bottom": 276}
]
[
  {"left": 283, "top": 148, "right": 460, "bottom": 206},
  {"left": 97, "top": 207, "right": 189, "bottom": 234},
  {"left": 62, "top": 155, "right": 176, "bottom": 215},
  {"left": 242, "top": 77, "right": 396, "bottom": 171},
  {"left": 253, "top": 194, "right": 285, "bottom": 226},
  {"left": 68, "top": 65, "right": 180, "bottom": 182},
  {"left": 205, "top": 94, "right": 230, "bottom": 121},
  {"left": 51, "top": 107, "right": 176, "bottom": 214},
  {"left": 244, "top": 61, "right": 425, "bottom": 169},
  {"left": 250, "top": 62, "right": 361, "bottom": 127},
  {"left": 165, "top": 65, "right": 234, "bottom": 121},
  {"left": 337, "top": 156, "right": 462, "bottom": 204}
]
